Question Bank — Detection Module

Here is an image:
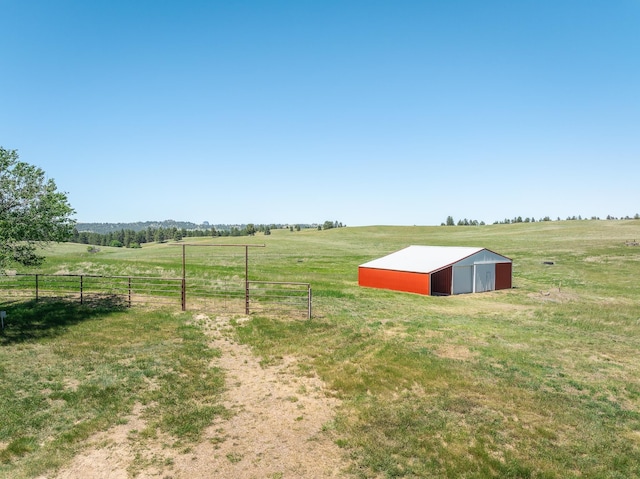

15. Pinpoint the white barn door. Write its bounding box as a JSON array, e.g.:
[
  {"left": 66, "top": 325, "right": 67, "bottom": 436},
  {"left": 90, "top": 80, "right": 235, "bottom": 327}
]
[
  {"left": 474, "top": 263, "right": 495, "bottom": 293},
  {"left": 452, "top": 266, "right": 473, "bottom": 294}
]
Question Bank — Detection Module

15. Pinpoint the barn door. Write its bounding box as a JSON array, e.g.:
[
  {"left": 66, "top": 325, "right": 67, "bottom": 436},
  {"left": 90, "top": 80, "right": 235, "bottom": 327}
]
[
  {"left": 452, "top": 266, "right": 473, "bottom": 294},
  {"left": 474, "top": 263, "right": 495, "bottom": 292}
]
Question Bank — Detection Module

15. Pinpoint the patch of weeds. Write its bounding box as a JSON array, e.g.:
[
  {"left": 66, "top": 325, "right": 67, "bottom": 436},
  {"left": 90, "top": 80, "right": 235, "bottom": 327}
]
[
  {"left": 297, "top": 364, "right": 315, "bottom": 377},
  {"left": 0, "top": 436, "right": 38, "bottom": 463},
  {"left": 334, "top": 438, "right": 349, "bottom": 448},
  {"left": 259, "top": 355, "right": 283, "bottom": 368},
  {"left": 321, "top": 420, "right": 337, "bottom": 432},
  {"left": 210, "top": 435, "right": 226, "bottom": 449},
  {"left": 226, "top": 452, "right": 243, "bottom": 463}
]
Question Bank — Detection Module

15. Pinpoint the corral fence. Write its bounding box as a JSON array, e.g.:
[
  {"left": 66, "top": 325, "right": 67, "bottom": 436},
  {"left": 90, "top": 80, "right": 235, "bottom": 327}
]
[{"left": 0, "top": 273, "right": 312, "bottom": 319}]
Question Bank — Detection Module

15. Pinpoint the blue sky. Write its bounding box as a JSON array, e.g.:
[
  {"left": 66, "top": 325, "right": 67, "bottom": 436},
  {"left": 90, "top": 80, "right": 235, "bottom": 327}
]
[{"left": 2, "top": 0, "right": 638, "bottom": 226}]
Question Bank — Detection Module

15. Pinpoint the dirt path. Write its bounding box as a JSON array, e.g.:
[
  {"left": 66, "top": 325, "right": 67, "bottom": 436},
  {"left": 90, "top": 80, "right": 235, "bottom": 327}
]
[{"left": 48, "top": 314, "right": 350, "bottom": 478}]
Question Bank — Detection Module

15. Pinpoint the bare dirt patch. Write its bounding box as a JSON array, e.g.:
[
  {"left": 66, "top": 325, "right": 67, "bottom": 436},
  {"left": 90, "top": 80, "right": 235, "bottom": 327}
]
[
  {"left": 527, "top": 290, "right": 580, "bottom": 303},
  {"left": 434, "top": 344, "right": 475, "bottom": 361},
  {"left": 47, "top": 404, "right": 147, "bottom": 479},
  {"left": 47, "top": 314, "right": 350, "bottom": 479}
]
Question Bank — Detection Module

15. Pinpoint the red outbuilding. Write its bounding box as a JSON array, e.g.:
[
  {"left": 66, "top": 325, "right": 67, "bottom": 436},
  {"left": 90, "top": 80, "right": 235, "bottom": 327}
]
[{"left": 358, "top": 245, "right": 512, "bottom": 296}]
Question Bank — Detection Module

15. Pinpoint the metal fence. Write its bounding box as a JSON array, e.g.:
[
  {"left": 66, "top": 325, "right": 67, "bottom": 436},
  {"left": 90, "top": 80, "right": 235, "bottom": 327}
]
[{"left": 0, "top": 274, "right": 312, "bottom": 319}]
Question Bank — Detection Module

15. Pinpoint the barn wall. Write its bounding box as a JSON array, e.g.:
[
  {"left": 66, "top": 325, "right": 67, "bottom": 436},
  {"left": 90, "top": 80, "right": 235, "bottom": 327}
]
[
  {"left": 358, "top": 267, "right": 430, "bottom": 295},
  {"left": 495, "top": 262, "right": 512, "bottom": 290}
]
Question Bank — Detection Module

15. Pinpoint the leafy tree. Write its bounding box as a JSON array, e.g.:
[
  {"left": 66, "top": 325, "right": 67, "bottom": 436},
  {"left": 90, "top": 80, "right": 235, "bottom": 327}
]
[
  {"left": 0, "top": 147, "right": 75, "bottom": 269},
  {"left": 446, "top": 216, "right": 455, "bottom": 226},
  {"left": 155, "top": 227, "right": 166, "bottom": 243},
  {"left": 135, "top": 230, "right": 147, "bottom": 245}
]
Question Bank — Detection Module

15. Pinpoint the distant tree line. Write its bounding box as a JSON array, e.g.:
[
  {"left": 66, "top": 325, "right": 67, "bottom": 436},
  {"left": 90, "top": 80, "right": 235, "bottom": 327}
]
[
  {"left": 72, "top": 226, "right": 207, "bottom": 248},
  {"left": 69, "top": 220, "right": 344, "bottom": 248},
  {"left": 75, "top": 220, "right": 321, "bottom": 236},
  {"left": 443, "top": 214, "right": 640, "bottom": 226},
  {"left": 320, "top": 220, "right": 345, "bottom": 230},
  {"left": 443, "top": 216, "right": 486, "bottom": 226},
  {"left": 71, "top": 225, "right": 271, "bottom": 248}
]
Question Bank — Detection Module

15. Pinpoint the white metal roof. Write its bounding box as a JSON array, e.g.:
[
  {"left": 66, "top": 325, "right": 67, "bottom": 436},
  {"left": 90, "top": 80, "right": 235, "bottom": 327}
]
[{"left": 359, "top": 245, "right": 497, "bottom": 274}]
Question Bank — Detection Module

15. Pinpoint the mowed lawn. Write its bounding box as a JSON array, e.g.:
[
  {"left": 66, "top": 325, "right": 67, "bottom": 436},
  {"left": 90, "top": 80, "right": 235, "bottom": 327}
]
[{"left": 2, "top": 219, "right": 640, "bottom": 478}]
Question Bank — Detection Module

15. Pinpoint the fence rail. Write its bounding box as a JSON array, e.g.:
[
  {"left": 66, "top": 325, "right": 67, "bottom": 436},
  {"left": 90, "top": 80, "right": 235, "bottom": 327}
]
[{"left": 0, "top": 274, "right": 311, "bottom": 319}]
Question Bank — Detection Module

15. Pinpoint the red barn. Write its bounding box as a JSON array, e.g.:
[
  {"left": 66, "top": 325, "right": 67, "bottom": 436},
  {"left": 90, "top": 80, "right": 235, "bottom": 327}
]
[{"left": 358, "top": 245, "right": 512, "bottom": 296}]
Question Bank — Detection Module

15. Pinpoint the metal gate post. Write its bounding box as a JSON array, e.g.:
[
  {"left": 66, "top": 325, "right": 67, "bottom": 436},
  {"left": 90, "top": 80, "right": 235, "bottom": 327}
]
[
  {"left": 182, "top": 244, "right": 186, "bottom": 311},
  {"left": 245, "top": 245, "right": 249, "bottom": 315}
]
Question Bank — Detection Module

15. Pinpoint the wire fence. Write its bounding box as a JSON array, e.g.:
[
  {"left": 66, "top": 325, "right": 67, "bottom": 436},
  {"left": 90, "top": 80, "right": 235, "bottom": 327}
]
[{"left": 0, "top": 273, "right": 312, "bottom": 319}]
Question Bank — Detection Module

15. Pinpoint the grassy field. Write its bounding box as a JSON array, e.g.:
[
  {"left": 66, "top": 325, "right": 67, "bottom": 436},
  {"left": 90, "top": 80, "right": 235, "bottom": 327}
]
[{"left": 2, "top": 219, "right": 640, "bottom": 478}]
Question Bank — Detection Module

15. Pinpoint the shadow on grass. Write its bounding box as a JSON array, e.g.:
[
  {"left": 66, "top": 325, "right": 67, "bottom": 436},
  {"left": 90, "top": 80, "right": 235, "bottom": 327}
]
[{"left": 0, "top": 296, "right": 128, "bottom": 345}]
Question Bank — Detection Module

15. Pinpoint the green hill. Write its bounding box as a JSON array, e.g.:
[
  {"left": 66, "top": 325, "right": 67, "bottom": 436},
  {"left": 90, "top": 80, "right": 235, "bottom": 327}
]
[{"left": 3, "top": 219, "right": 640, "bottom": 478}]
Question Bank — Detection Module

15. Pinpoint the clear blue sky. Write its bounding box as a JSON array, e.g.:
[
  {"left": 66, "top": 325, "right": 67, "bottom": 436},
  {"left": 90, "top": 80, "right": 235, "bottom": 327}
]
[{"left": 2, "top": 0, "right": 638, "bottom": 226}]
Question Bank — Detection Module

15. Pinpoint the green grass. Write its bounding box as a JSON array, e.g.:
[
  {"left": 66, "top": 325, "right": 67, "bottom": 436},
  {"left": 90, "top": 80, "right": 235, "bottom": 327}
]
[
  {"left": 0, "top": 301, "right": 227, "bottom": 479},
  {"left": 2, "top": 219, "right": 640, "bottom": 478}
]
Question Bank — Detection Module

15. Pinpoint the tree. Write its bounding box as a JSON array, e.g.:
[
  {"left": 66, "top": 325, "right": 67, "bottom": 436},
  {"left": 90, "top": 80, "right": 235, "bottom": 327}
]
[
  {"left": 155, "top": 227, "right": 166, "bottom": 243},
  {"left": 322, "top": 220, "right": 334, "bottom": 230},
  {"left": 0, "top": 147, "right": 75, "bottom": 269}
]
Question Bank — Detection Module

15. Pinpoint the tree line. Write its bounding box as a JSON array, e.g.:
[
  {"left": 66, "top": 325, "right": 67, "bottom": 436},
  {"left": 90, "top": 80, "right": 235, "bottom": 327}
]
[
  {"left": 70, "top": 220, "right": 345, "bottom": 248},
  {"left": 443, "top": 214, "right": 640, "bottom": 226},
  {"left": 72, "top": 224, "right": 270, "bottom": 248}
]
